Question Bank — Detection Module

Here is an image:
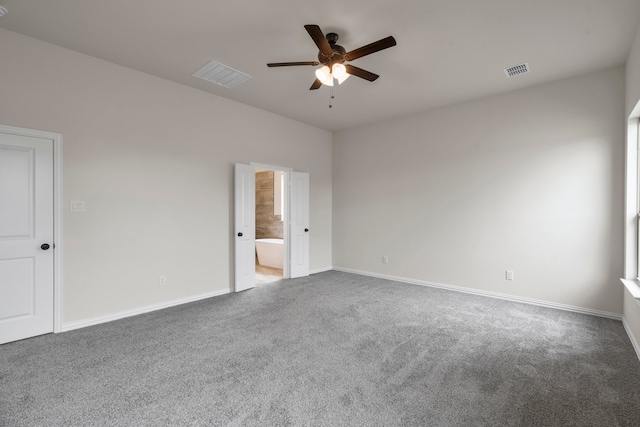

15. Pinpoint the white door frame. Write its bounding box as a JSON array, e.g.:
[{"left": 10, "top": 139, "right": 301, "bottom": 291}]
[
  {"left": 0, "top": 124, "right": 63, "bottom": 333},
  {"left": 251, "top": 162, "right": 292, "bottom": 279}
]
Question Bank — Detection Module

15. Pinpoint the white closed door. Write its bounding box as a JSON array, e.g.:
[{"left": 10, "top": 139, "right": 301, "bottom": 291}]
[
  {"left": 0, "top": 131, "right": 54, "bottom": 344},
  {"left": 290, "top": 172, "right": 309, "bottom": 278},
  {"left": 234, "top": 163, "right": 255, "bottom": 292}
]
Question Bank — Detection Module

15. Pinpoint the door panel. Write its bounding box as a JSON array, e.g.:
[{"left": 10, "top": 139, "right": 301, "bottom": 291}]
[
  {"left": 0, "top": 258, "right": 35, "bottom": 319},
  {"left": 0, "top": 146, "right": 33, "bottom": 238},
  {"left": 234, "top": 163, "right": 255, "bottom": 292},
  {"left": 0, "top": 132, "right": 54, "bottom": 344},
  {"left": 290, "top": 172, "right": 309, "bottom": 278}
]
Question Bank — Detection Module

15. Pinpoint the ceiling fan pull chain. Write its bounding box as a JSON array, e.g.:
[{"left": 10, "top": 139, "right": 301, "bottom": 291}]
[
  {"left": 329, "top": 72, "right": 336, "bottom": 108},
  {"left": 329, "top": 85, "right": 333, "bottom": 108}
]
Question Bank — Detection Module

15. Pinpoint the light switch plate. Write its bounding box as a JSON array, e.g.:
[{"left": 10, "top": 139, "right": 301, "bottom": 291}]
[{"left": 70, "top": 201, "right": 86, "bottom": 212}]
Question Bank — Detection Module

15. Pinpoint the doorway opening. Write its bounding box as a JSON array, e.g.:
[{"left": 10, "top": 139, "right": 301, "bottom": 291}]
[
  {"left": 235, "top": 162, "right": 308, "bottom": 293},
  {"left": 255, "top": 166, "right": 288, "bottom": 285}
]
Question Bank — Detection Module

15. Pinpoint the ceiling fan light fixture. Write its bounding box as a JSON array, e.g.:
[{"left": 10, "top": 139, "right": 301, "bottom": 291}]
[
  {"left": 315, "top": 65, "right": 333, "bottom": 86},
  {"left": 332, "top": 63, "right": 350, "bottom": 85}
]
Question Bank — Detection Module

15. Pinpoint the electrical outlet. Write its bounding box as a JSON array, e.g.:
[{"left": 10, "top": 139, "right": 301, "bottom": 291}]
[
  {"left": 159, "top": 275, "right": 167, "bottom": 286},
  {"left": 505, "top": 270, "right": 514, "bottom": 281},
  {"left": 382, "top": 256, "right": 389, "bottom": 264}
]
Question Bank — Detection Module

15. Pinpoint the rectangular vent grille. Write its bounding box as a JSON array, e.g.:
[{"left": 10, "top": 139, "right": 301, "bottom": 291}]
[
  {"left": 503, "top": 63, "right": 530, "bottom": 78},
  {"left": 193, "top": 60, "right": 251, "bottom": 89}
]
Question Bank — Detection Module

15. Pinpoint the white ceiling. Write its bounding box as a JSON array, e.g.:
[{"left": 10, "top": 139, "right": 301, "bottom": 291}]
[{"left": 1, "top": 0, "right": 639, "bottom": 131}]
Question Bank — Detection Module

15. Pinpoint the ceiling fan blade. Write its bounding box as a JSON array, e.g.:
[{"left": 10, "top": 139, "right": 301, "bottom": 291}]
[
  {"left": 310, "top": 78, "right": 322, "bottom": 90},
  {"left": 344, "top": 36, "right": 397, "bottom": 61},
  {"left": 267, "top": 61, "right": 320, "bottom": 67},
  {"left": 344, "top": 64, "right": 379, "bottom": 82},
  {"left": 304, "top": 25, "right": 333, "bottom": 56}
]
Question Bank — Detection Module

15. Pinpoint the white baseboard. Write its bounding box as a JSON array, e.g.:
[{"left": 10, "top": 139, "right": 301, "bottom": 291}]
[
  {"left": 59, "top": 268, "right": 629, "bottom": 353},
  {"left": 332, "top": 267, "right": 622, "bottom": 320},
  {"left": 59, "top": 267, "right": 334, "bottom": 333},
  {"left": 310, "top": 266, "right": 333, "bottom": 275},
  {"left": 622, "top": 317, "right": 640, "bottom": 362},
  {"left": 61, "top": 289, "right": 231, "bottom": 332}
]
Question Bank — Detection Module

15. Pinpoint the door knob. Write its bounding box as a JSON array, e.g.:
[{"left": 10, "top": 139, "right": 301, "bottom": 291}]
[
  {"left": 237, "top": 232, "right": 243, "bottom": 237},
  {"left": 304, "top": 229, "right": 309, "bottom": 232},
  {"left": 41, "top": 243, "right": 50, "bottom": 250}
]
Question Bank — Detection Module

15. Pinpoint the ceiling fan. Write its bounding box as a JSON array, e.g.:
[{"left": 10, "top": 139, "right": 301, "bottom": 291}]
[{"left": 267, "top": 25, "right": 397, "bottom": 90}]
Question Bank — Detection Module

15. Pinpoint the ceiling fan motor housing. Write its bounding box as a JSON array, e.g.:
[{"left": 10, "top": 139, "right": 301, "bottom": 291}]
[{"left": 318, "top": 33, "right": 346, "bottom": 65}]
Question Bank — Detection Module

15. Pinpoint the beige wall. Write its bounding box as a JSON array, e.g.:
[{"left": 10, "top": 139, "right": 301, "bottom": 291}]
[
  {"left": 333, "top": 68, "right": 625, "bottom": 314},
  {"left": 623, "top": 288, "right": 640, "bottom": 357},
  {"left": 0, "top": 28, "right": 332, "bottom": 324},
  {"left": 626, "top": 25, "right": 640, "bottom": 118},
  {"left": 623, "top": 23, "right": 640, "bottom": 350}
]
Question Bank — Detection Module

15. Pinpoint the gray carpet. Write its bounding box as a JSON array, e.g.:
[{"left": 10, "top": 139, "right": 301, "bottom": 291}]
[{"left": 2, "top": 271, "right": 640, "bottom": 426}]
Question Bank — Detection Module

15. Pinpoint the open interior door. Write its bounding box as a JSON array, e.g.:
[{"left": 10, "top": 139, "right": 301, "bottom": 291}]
[
  {"left": 0, "top": 131, "right": 54, "bottom": 344},
  {"left": 290, "top": 172, "right": 309, "bottom": 278},
  {"left": 234, "top": 163, "right": 255, "bottom": 292}
]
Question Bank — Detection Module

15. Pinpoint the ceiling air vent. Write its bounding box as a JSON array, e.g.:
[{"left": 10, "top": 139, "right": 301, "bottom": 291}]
[
  {"left": 503, "top": 63, "right": 530, "bottom": 78},
  {"left": 193, "top": 60, "right": 251, "bottom": 89}
]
